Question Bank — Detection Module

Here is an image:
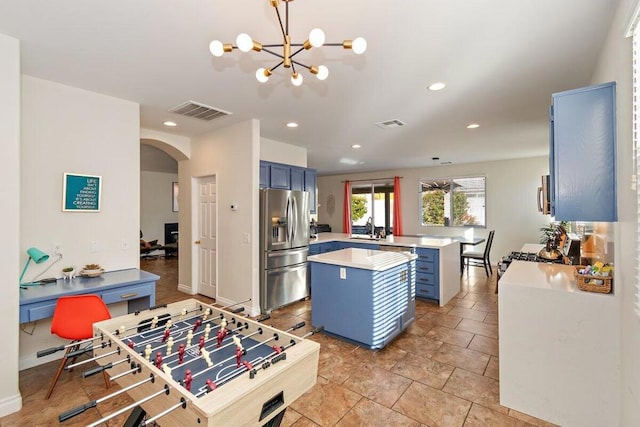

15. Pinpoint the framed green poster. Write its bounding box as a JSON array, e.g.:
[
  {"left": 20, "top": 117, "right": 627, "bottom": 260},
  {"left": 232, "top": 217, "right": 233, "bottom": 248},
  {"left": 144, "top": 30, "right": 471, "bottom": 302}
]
[{"left": 62, "top": 173, "right": 102, "bottom": 212}]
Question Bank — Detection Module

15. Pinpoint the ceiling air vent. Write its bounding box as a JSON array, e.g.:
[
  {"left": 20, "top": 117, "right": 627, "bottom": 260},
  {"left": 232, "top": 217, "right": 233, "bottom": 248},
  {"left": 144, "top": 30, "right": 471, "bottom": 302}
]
[
  {"left": 376, "top": 119, "right": 406, "bottom": 129},
  {"left": 168, "top": 101, "right": 231, "bottom": 121}
]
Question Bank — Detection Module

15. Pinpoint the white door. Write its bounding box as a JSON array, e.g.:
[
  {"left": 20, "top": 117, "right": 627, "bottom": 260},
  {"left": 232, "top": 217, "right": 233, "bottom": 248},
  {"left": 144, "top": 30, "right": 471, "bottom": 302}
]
[{"left": 196, "top": 176, "right": 217, "bottom": 298}]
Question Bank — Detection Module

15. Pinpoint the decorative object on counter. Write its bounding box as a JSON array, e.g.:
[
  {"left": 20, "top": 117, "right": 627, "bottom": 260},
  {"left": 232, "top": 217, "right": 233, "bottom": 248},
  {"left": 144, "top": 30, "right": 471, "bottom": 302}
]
[
  {"left": 79, "top": 263, "right": 104, "bottom": 278},
  {"left": 61, "top": 267, "right": 75, "bottom": 280},
  {"left": 575, "top": 262, "right": 613, "bottom": 293},
  {"left": 538, "top": 221, "right": 567, "bottom": 260},
  {"left": 209, "top": 1, "right": 366, "bottom": 86}
]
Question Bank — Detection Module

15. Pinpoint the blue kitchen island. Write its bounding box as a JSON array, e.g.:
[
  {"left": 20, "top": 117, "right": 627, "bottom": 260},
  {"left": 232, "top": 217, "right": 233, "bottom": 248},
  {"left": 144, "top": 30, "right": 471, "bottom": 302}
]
[{"left": 309, "top": 248, "right": 417, "bottom": 349}]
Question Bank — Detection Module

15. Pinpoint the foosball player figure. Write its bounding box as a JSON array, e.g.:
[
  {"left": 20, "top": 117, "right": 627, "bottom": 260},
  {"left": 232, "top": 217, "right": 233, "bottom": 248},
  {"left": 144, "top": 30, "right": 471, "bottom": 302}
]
[
  {"left": 144, "top": 344, "right": 152, "bottom": 361},
  {"left": 151, "top": 316, "right": 159, "bottom": 329},
  {"left": 272, "top": 345, "right": 283, "bottom": 354},
  {"left": 162, "top": 328, "right": 171, "bottom": 343},
  {"left": 205, "top": 379, "right": 216, "bottom": 392},
  {"left": 155, "top": 352, "right": 163, "bottom": 368},
  {"left": 216, "top": 319, "right": 228, "bottom": 348},
  {"left": 186, "top": 330, "right": 193, "bottom": 347},
  {"left": 233, "top": 336, "right": 244, "bottom": 367},
  {"left": 203, "top": 308, "right": 211, "bottom": 321},
  {"left": 204, "top": 323, "right": 212, "bottom": 340},
  {"left": 166, "top": 337, "right": 174, "bottom": 356},
  {"left": 184, "top": 369, "right": 193, "bottom": 392},
  {"left": 199, "top": 336, "right": 206, "bottom": 354},
  {"left": 192, "top": 318, "right": 202, "bottom": 333},
  {"left": 178, "top": 343, "right": 186, "bottom": 364},
  {"left": 127, "top": 340, "right": 135, "bottom": 349}
]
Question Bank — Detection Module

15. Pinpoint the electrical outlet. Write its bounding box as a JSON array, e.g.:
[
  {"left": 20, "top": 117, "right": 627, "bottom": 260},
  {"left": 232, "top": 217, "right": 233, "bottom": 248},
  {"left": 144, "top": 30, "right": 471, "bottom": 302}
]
[
  {"left": 340, "top": 267, "right": 346, "bottom": 279},
  {"left": 53, "top": 244, "right": 63, "bottom": 256}
]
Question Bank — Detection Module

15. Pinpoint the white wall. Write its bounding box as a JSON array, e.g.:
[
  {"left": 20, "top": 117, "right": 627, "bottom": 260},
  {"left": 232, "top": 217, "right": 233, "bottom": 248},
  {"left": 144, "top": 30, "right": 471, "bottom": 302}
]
[
  {"left": 21, "top": 76, "right": 140, "bottom": 273},
  {"left": 317, "top": 156, "right": 550, "bottom": 263},
  {"left": 592, "top": 0, "right": 639, "bottom": 424},
  {"left": 260, "top": 137, "right": 307, "bottom": 167},
  {"left": 140, "top": 171, "right": 179, "bottom": 245},
  {"left": 0, "top": 33, "right": 22, "bottom": 417},
  {"left": 180, "top": 120, "right": 261, "bottom": 315}
]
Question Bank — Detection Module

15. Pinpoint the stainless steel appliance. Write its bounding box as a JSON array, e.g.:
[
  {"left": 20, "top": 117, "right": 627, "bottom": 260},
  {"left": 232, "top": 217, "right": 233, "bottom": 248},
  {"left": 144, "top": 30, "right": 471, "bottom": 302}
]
[
  {"left": 537, "top": 175, "right": 551, "bottom": 215},
  {"left": 260, "top": 188, "right": 310, "bottom": 314}
]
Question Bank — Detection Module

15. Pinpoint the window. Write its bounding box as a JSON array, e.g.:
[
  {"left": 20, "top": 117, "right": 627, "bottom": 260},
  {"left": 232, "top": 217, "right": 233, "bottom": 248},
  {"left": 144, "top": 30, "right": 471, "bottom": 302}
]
[
  {"left": 350, "top": 183, "right": 394, "bottom": 235},
  {"left": 419, "top": 176, "right": 486, "bottom": 227}
]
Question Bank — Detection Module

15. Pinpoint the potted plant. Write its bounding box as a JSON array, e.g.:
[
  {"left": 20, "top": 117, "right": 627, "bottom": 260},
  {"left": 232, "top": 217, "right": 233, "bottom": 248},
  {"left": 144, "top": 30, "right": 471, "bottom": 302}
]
[
  {"left": 62, "top": 266, "right": 75, "bottom": 280},
  {"left": 538, "top": 221, "right": 567, "bottom": 260}
]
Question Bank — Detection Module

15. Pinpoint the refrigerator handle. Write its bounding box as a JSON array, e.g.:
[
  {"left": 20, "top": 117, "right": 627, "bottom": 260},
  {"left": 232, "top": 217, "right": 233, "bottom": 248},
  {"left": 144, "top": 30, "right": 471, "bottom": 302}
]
[
  {"left": 286, "top": 196, "right": 292, "bottom": 243},
  {"left": 291, "top": 196, "right": 297, "bottom": 241}
]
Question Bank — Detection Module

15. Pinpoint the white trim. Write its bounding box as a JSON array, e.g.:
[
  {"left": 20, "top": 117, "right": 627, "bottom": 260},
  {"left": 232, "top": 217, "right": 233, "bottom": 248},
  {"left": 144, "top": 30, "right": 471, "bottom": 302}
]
[
  {"left": 0, "top": 392, "right": 22, "bottom": 418},
  {"left": 632, "top": 23, "right": 640, "bottom": 317},
  {"left": 626, "top": 0, "right": 640, "bottom": 37}
]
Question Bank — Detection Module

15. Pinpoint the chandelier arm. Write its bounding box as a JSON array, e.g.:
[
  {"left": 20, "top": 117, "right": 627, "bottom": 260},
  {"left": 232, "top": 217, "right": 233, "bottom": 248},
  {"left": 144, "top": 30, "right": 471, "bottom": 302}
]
[
  {"left": 273, "top": 4, "right": 286, "bottom": 39},
  {"left": 270, "top": 61, "right": 284, "bottom": 71},
  {"left": 262, "top": 47, "right": 285, "bottom": 60},
  {"left": 289, "top": 47, "right": 306, "bottom": 59},
  {"left": 262, "top": 44, "right": 285, "bottom": 48},
  {"left": 285, "top": 0, "right": 289, "bottom": 35},
  {"left": 290, "top": 60, "right": 311, "bottom": 70},
  {"left": 323, "top": 43, "right": 345, "bottom": 47}
]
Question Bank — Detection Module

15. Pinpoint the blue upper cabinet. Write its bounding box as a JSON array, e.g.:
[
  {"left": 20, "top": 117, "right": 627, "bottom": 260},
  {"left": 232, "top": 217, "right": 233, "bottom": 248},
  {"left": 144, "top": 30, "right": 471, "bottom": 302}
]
[
  {"left": 259, "top": 161, "right": 317, "bottom": 213},
  {"left": 304, "top": 168, "right": 317, "bottom": 214},
  {"left": 269, "top": 163, "right": 291, "bottom": 189},
  {"left": 550, "top": 82, "right": 617, "bottom": 221},
  {"left": 290, "top": 166, "right": 305, "bottom": 191}
]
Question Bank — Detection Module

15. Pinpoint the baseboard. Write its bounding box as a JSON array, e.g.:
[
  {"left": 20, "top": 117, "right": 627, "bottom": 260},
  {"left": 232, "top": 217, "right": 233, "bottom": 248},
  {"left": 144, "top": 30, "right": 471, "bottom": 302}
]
[
  {"left": 177, "top": 283, "right": 194, "bottom": 295},
  {"left": 215, "top": 296, "right": 259, "bottom": 317},
  {"left": 0, "top": 392, "right": 22, "bottom": 418}
]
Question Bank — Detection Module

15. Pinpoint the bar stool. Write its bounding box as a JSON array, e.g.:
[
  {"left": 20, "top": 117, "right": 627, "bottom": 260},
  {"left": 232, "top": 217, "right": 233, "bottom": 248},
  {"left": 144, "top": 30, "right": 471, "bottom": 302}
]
[{"left": 45, "top": 294, "right": 111, "bottom": 399}]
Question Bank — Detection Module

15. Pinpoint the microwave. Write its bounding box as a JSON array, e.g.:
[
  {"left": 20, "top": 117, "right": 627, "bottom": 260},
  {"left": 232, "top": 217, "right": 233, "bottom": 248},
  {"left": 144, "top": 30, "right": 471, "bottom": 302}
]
[{"left": 537, "top": 175, "right": 551, "bottom": 215}]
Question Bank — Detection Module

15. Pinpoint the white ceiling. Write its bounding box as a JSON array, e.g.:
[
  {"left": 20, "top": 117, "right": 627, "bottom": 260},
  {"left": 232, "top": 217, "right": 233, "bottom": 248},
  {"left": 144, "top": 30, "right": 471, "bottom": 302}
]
[{"left": 0, "top": 0, "right": 618, "bottom": 175}]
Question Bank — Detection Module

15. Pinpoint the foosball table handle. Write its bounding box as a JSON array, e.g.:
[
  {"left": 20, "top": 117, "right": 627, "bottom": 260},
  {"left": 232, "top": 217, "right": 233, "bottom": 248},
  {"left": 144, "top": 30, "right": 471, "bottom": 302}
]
[
  {"left": 291, "top": 322, "right": 306, "bottom": 330},
  {"left": 84, "top": 363, "right": 111, "bottom": 378},
  {"left": 58, "top": 400, "right": 97, "bottom": 422},
  {"left": 37, "top": 345, "right": 65, "bottom": 358}
]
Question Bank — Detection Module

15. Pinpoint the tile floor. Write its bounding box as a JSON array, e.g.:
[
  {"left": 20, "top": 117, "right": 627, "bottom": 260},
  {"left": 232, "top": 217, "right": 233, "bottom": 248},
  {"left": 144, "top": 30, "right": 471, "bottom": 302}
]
[{"left": 1, "top": 258, "right": 556, "bottom": 426}]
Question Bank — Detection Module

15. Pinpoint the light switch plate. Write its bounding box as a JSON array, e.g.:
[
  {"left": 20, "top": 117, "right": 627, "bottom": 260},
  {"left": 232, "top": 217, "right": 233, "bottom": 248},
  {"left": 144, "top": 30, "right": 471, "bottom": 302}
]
[{"left": 339, "top": 267, "right": 346, "bottom": 279}]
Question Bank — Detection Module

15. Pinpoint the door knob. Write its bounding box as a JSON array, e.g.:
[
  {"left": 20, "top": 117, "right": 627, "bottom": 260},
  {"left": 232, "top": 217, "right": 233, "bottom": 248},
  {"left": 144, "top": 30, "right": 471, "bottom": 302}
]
[{"left": 195, "top": 240, "right": 201, "bottom": 245}]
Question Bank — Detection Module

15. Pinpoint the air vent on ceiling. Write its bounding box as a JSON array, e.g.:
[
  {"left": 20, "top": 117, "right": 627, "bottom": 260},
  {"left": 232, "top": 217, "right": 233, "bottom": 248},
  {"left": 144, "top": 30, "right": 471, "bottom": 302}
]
[
  {"left": 168, "top": 101, "right": 231, "bottom": 121},
  {"left": 376, "top": 119, "right": 406, "bottom": 129}
]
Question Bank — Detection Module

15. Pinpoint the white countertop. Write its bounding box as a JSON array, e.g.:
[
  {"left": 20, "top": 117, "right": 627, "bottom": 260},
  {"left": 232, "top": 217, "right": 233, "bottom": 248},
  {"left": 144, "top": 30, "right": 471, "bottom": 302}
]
[
  {"left": 500, "top": 261, "right": 579, "bottom": 292},
  {"left": 308, "top": 248, "right": 418, "bottom": 271},
  {"left": 310, "top": 232, "right": 459, "bottom": 249}
]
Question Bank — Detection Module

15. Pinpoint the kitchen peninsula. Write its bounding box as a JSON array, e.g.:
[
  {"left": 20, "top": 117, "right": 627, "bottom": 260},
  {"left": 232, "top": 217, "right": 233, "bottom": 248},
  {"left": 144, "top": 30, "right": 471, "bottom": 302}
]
[
  {"left": 498, "top": 252, "right": 619, "bottom": 426},
  {"left": 309, "top": 233, "right": 460, "bottom": 306},
  {"left": 309, "top": 247, "right": 417, "bottom": 349}
]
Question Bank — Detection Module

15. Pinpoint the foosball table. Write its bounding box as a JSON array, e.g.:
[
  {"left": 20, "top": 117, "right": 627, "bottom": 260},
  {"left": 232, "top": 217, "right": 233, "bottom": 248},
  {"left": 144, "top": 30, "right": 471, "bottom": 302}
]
[{"left": 57, "top": 298, "right": 320, "bottom": 426}]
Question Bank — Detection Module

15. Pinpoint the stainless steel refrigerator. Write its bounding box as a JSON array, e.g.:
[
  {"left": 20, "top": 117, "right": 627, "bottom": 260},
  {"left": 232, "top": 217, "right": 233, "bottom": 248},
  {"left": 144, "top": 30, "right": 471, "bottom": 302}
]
[{"left": 259, "top": 188, "right": 310, "bottom": 314}]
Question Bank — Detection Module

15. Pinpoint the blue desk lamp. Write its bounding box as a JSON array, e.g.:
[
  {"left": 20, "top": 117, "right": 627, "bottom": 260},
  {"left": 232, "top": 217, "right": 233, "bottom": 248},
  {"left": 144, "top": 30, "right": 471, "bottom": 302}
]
[{"left": 19, "top": 247, "right": 49, "bottom": 286}]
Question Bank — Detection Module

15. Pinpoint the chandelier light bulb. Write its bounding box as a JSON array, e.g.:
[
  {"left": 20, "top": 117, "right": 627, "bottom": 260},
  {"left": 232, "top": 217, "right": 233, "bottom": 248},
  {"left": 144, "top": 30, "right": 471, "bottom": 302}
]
[
  {"left": 209, "top": 40, "right": 224, "bottom": 57},
  {"left": 316, "top": 65, "right": 329, "bottom": 80},
  {"left": 308, "top": 28, "right": 325, "bottom": 47},
  {"left": 291, "top": 72, "right": 303, "bottom": 86},
  {"left": 352, "top": 37, "right": 367, "bottom": 54},
  {"left": 256, "top": 68, "right": 271, "bottom": 83},
  {"left": 236, "top": 33, "right": 253, "bottom": 52}
]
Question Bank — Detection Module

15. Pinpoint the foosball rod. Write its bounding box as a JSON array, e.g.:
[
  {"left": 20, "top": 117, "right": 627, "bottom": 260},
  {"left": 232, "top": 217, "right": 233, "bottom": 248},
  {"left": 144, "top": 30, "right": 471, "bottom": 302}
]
[
  {"left": 83, "top": 355, "right": 131, "bottom": 378},
  {"left": 58, "top": 374, "right": 155, "bottom": 423},
  {"left": 65, "top": 347, "right": 120, "bottom": 370},
  {"left": 140, "top": 397, "right": 187, "bottom": 426},
  {"left": 36, "top": 334, "right": 107, "bottom": 358},
  {"left": 86, "top": 384, "right": 171, "bottom": 427}
]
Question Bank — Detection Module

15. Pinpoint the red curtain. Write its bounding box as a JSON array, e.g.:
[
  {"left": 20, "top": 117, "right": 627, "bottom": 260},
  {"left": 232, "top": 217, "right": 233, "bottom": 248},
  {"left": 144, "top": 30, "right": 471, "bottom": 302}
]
[
  {"left": 343, "top": 181, "right": 352, "bottom": 234},
  {"left": 393, "top": 176, "right": 403, "bottom": 236}
]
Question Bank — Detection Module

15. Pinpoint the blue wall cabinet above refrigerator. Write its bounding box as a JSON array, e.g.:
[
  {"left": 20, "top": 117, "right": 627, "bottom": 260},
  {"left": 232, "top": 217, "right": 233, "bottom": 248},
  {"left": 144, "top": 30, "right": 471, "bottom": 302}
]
[
  {"left": 259, "top": 161, "right": 317, "bottom": 214},
  {"left": 550, "top": 81, "right": 617, "bottom": 221}
]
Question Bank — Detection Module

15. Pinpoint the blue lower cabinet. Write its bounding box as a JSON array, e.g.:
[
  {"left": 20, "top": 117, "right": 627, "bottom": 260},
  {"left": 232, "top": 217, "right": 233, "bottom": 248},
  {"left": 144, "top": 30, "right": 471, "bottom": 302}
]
[
  {"left": 310, "top": 260, "right": 415, "bottom": 349},
  {"left": 415, "top": 248, "right": 439, "bottom": 301}
]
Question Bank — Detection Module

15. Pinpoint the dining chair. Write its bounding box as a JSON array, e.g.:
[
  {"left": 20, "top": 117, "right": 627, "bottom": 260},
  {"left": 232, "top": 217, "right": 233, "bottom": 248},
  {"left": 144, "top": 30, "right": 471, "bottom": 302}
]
[
  {"left": 461, "top": 230, "right": 495, "bottom": 276},
  {"left": 44, "top": 294, "right": 112, "bottom": 399}
]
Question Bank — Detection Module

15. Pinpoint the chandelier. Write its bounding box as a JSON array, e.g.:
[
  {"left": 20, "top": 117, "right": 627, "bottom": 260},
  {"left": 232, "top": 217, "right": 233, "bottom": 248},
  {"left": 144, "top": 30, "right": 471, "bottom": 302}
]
[{"left": 209, "top": 0, "right": 367, "bottom": 86}]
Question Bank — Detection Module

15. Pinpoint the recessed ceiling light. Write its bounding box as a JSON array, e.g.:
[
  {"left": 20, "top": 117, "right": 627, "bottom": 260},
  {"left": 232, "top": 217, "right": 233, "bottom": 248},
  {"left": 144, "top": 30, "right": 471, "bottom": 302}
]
[
  {"left": 163, "top": 121, "right": 177, "bottom": 127},
  {"left": 352, "top": 144, "right": 361, "bottom": 149},
  {"left": 428, "top": 82, "right": 446, "bottom": 91},
  {"left": 286, "top": 122, "right": 298, "bottom": 128},
  {"left": 467, "top": 123, "right": 480, "bottom": 129}
]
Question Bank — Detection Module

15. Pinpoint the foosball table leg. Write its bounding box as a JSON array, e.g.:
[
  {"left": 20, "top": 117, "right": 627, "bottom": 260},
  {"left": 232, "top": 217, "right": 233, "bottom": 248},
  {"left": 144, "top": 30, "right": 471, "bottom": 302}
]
[
  {"left": 123, "top": 405, "right": 146, "bottom": 427},
  {"left": 262, "top": 409, "right": 286, "bottom": 427}
]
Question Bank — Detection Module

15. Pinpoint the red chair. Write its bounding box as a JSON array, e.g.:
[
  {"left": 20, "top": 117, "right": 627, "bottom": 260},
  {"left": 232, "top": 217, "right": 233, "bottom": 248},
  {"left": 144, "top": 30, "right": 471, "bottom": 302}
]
[{"left": 45, "top": 294, "right": 112, "bottom": 399}]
